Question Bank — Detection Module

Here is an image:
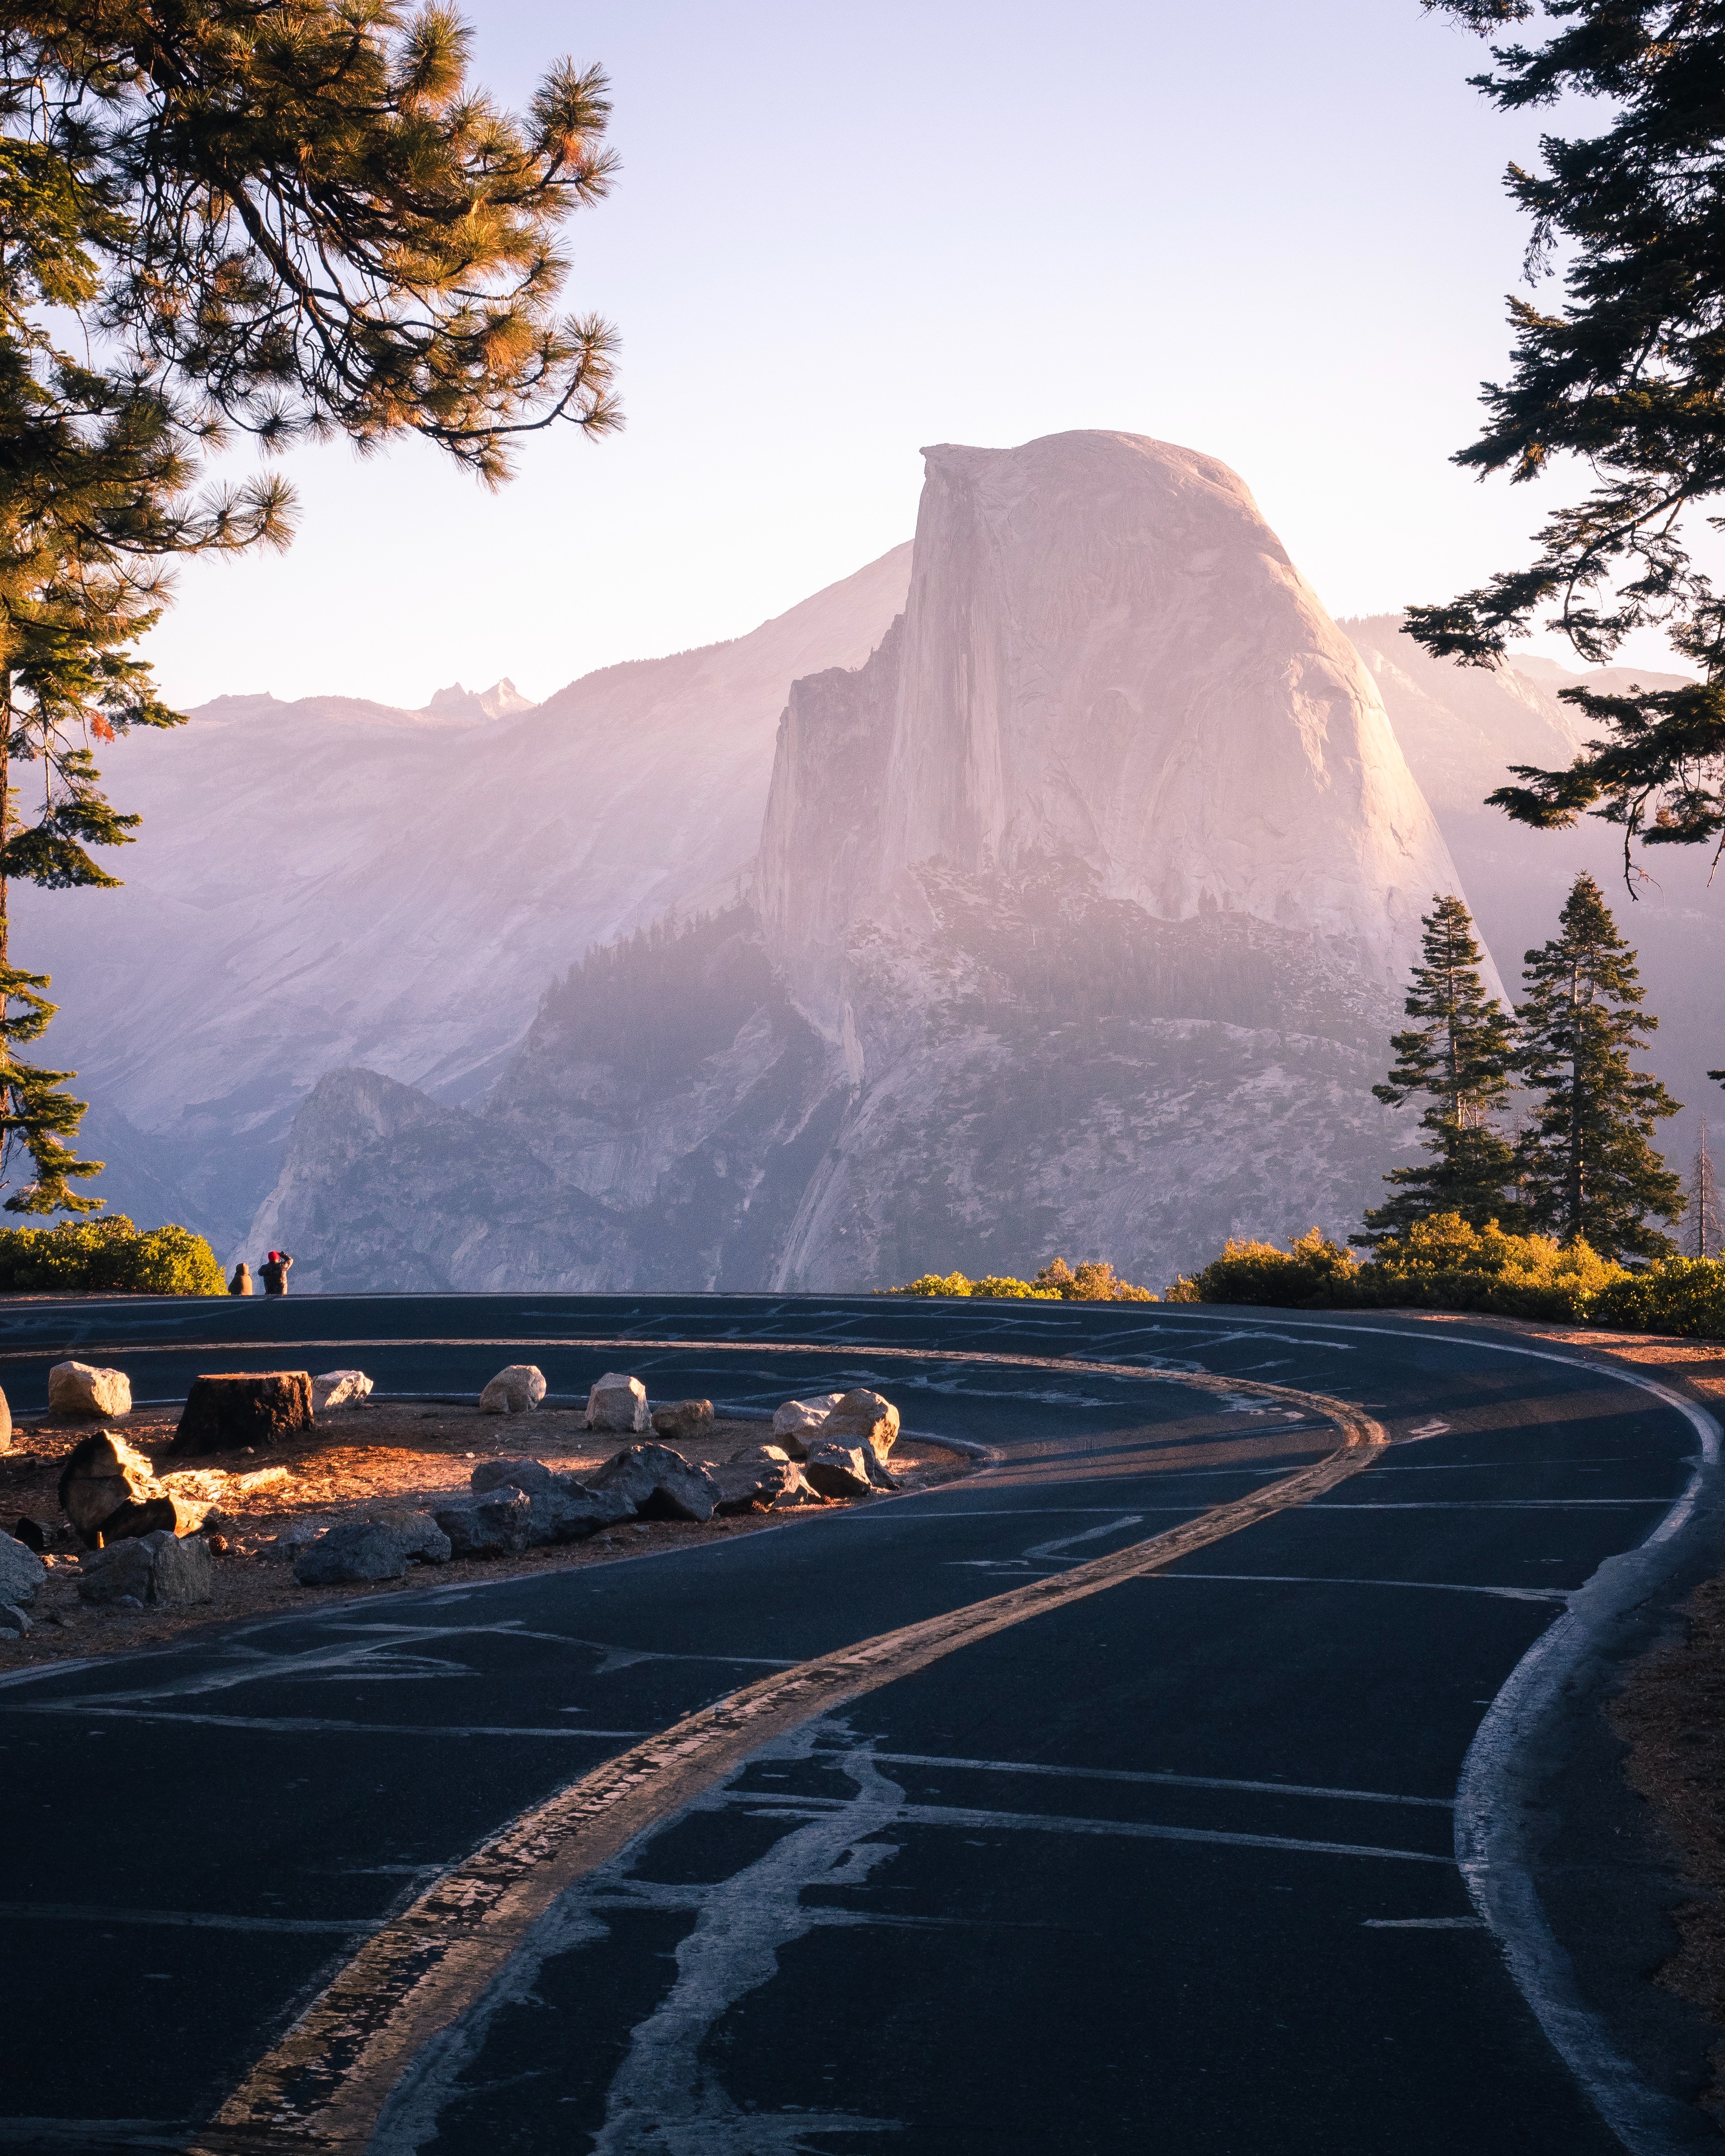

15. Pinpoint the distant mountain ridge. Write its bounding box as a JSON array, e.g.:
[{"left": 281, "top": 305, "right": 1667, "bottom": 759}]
[
  {"left": 424, "top": 678, "right": 537, "bottom": 720},
  {"left": 13, "top": 544, "right": 911, "bottom": 1242}
]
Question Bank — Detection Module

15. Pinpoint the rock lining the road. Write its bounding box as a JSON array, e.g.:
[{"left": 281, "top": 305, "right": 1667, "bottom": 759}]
[
  {"left": 79, "top": 1527, "right": 212, "bottom": 1608},
  {"left": 585, "top": 1372, "right": 651, "bottom": 1433},
  {"left": 0, "top": 1399, "right": 972, "bottom": 1670},
  {"left": 294, "top": 1513, "right": 452, "bottom": 1584},
  {"left": 0, "top": 1526, "right": 45, "bottom": 1606},
  {"left": 46, "top": 1360, "right": 130, "bottom": 1420},
  {"left": 480, "top": 1364, "right": 547, "bottom": 1415}
]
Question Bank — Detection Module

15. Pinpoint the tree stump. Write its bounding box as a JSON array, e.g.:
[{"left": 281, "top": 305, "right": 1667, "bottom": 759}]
[{"left": 170, "top": 1372, "right": 314, "bottom": 1458}]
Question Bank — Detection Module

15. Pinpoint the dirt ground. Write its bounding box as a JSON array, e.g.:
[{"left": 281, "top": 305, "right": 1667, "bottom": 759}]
[
  {"left": 1609, "top": 1575, "right": 1725, "bottom": 2118},
  {"left": 0, "top": 1401, "right": 972, "bottom": 1674}
]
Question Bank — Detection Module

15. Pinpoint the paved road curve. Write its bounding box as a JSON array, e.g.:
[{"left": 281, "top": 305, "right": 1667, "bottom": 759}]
[{"left": 0, "top": 1293, "right": 1718, "bottom": 2155}]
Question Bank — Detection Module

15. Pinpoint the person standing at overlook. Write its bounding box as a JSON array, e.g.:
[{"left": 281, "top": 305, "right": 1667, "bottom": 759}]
[
  {"left": 228, "top": 1261, "right": 252, "bottom": 1296},
  {"left": 260, "top": 1252, "right": 294, "bottom": 1296}
]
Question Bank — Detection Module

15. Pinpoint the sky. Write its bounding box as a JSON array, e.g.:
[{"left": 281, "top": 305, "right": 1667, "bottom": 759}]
[{"left": 140, "top": 0, "right": 1668, "bottom": 711}]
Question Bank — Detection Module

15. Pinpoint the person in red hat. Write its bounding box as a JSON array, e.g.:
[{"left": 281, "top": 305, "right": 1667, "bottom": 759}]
[{"left": 260, "top": 1250, "right": 294, "bottom": 1295}]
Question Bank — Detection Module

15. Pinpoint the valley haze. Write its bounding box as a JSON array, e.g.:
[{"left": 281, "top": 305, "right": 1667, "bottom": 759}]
[{"left": 27, "top": 430, "right": 1720, "bottom": 1289}]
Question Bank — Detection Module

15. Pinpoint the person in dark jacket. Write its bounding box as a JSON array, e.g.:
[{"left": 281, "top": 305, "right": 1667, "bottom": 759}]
[
  {"left": 260, "top": 1251, "right": 294, "bottom": 1295},
  {"left": 228, "top": 1261, "right": 252, "bottom": 1296}
]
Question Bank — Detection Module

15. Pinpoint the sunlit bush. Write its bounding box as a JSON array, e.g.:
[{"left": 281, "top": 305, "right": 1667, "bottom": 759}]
[
  {"left": 887, "top": 1257, "right": 1157, "bottom": 1302},
  {"left": 1032, "top": 1258, "right": 1157, "bottom": 1302},
  {"left": 0, "top": 1216, "right": 225, "bottom": 1296},
  {"left": 1170, "top": 1228, "right": 1359, "bottom": 1309},
  {"left": 893, "top": 1217, "right": 1725, "bottom": 1337},
  {"left": 1365, "top": 1215, "right": 1625, "bottom": 1321},
  {"left": 1172, "top": 1215, "right": 1630, "bottom": 1323},
  {"left": 1592, "top": 1257, "right": 1725, "bottom": 1338}
]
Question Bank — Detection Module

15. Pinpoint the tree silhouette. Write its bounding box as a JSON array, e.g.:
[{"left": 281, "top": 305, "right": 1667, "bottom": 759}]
[
  {"left": 1514, "top": 874, "right": 1683, "bottom": 1259},
  {"left": 1357, "top": 894, "right": 1522, "bottom": 1243}
]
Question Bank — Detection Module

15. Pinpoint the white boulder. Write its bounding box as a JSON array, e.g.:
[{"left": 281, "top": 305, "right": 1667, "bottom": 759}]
[
  {"left": 313, "top": 1369, "right": 373, "bottom": 1412},
  {"left": 585, "top": 1372, "right": 650, "bottom": 1434},
  {"left": 479, "top": 1364, "right": 547, "bottom": 1414},
  {"left": 772, "top": 1394, "right": 843, "bottom": 1442},
  {"left": 822, "top": 1387, "right": 902, "bottom": 1463},
  {"left": 48, "top": 1361, "right": 131, "bottom": 1420}
]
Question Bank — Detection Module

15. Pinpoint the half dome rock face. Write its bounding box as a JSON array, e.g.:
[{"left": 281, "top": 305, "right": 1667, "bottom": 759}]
[{"left": 760, "top": 430, "right": 1468, "bottom": 1048}]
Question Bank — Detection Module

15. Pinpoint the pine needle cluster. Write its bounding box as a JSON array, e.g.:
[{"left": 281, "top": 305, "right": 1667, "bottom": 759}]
[
  {"left": 0, "top": 0, "right": 618, "bottom": 1209},
  {"left": 1410, "top": 4, "right": 1725, "bottom": 905}
]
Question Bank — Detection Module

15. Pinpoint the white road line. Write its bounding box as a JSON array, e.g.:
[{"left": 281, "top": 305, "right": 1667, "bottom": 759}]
[
  {"left": 0, "top": 1706, "right": 647, "bottom": 1738},
  {"left": 1362, "top": 1917, "right": 1484, "bottom": 1930},
  {"left": 0, "top": 2120, "right": 191, "bottom": 2148},
  {"left": 0, "top": 1656, "right": 103, "bottom": 1691},
  {"left": 1145, "top": 1572, "right": 1571, "bottom": 1603},
  {"left": 725, "top": 1797, "right": 1453, "bottom": 1864},
  {"left": 0, "top": 1902, "right": 380, "bottom": 1935},
  {"left": 1371, "top": 1458, "right": 1653, "bottom": 1473},
  {"left": 1021, "top": 1515, "right": 1144, "bottom": 1560},
  {"left": 863, "top": 1752, "right": 1453, "bottom": 1809},
  {"left": 1304, "top": 1499, "right": 1667, "bottom": 1509}
]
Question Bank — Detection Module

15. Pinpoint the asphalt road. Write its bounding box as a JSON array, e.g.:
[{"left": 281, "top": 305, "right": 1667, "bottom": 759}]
[{"left": 0, "top": 1292, "right": 1719, "bottom": 2156}]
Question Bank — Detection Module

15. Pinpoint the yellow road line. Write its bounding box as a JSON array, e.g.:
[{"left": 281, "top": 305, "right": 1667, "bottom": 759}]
[{"left": 188, "top": 1362, "right": 1384, "bottom": 2154}]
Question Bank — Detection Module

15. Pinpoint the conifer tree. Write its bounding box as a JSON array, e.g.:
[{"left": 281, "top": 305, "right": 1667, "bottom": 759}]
[
  {"left": 1514, "top": 874, "right": 1683, "bottom": 1259},
  {"left": 1687, "top": 1121, "right": 1720, "bottom": 1261},
  {"left": 1357, "top": 894, "right": 1522, "bottom": 1245},
  {"left": 0, "top": 0, "right": 619, "bottom": 1207},
  {"left": 1409, "top": 5, "right": 1725, "bottom": 894}
]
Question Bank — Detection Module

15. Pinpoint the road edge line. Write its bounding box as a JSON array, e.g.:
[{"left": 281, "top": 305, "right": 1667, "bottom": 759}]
[{"left": 1456, "top": 1365, "right": 1724, "bottom": 2156}]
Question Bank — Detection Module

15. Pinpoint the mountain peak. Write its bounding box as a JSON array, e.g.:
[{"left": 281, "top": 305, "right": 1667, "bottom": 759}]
[{"left": 424, "top": 677, "right": 536, "bottom": 720}]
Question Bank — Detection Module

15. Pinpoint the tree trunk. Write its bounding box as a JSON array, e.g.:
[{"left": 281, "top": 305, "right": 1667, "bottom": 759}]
[{"left": 1568, "top": 967, "right": 1584, "bottom": 1240}]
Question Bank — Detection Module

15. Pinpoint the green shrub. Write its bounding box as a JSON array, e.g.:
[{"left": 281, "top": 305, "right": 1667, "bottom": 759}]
[
  {"left": 0, "top": 1215, "right": 225, "bottom": 1295},
  {"left": 893, "top": 1217, "right": 1725, "bottom": 1337},
  {"left": 1365, "top": 1215, "right": 1626, "bottom": 1322},
  {"left": 886, "top": 1257, "right": 1157, "bottom": 1302},
  {"left": 1591, "top": 1257, "right": 1725, "bottom": 1338},
  {"left": 1031, "top": 1258, "right": 1157, "bottom": 1303},
  {"left": 888, "top": 1273, "right": 974, "bottom": 1299},
  {"left": 1178, "top": 1228, "right": 1360, "bottom": 1309},
  {"left": 1176, "top": 1214, "right": 1635, "bottom": 1324}
]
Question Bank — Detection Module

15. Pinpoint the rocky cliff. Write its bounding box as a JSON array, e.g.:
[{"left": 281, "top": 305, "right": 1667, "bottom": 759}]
[{"left": 254, "top": 432, "right": 1487, "bottom": 1291}]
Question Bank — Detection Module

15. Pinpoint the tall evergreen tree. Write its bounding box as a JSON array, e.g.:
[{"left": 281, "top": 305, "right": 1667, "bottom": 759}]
[
  {"left": 0, "top": 0, "right": 620, "bottom": 1207},
  {"left": 1687, "top": 1120, "right": 1720, "bottom": 1261},
  {"left": 1357, "top": 894, "right": 1522, "bottom": 1245},
  {"left": 1514, "top": 874, "right": 1683, "bottom": 1259}
]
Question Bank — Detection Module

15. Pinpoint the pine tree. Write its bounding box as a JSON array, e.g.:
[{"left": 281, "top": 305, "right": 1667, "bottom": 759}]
[
  {"left": 1408, "top": 4, "right": 1725, "bottom": 878},
  {"left": 1356, "top": 894, "right": 1522, "bottom": 1245},
  {"left": 1514, "top": 874, "right": 1684, "bottom": 1260},
  {"left": 1687, "top": 1120, "right": 1721, "bottom": 1261},
  {"left": 0, "top": 1, "right": 620, "bottom": 1207}
]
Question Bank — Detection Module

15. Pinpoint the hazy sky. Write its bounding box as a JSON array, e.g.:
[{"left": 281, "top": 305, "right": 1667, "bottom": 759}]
[{"left": 142, "top": 0, "right": 1647, "bottom": 710}]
